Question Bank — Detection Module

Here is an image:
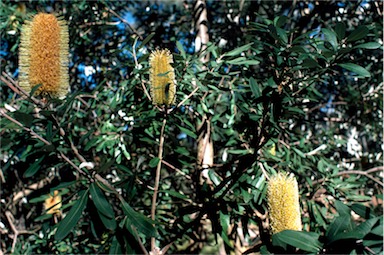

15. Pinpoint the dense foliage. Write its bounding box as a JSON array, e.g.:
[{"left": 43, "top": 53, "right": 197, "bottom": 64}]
[{"left": 1, "top": 1, "right": 382, "bottom": 254}]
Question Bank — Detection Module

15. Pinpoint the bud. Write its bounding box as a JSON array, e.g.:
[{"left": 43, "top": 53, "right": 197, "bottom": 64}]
[
  {"left": 267, "top": 172, "right": 302, "bottom": 234},
  {"left": 149, "top": 49, "right": 176, "bottom": 106},
  {"left": 44, "top": 190, "right": 62, "bottom": 215},
  {"left": 19, "top": 13, "right": 69, "bottom": 98}
]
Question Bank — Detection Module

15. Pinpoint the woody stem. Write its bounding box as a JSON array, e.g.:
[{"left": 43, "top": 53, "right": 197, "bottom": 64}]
[{"left": 151, "top": 117, "right": 167, "bottom": 251}]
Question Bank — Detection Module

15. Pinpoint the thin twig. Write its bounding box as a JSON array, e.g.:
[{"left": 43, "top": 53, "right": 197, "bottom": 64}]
[
  {"left": 6, "top": 211, "right": 19, "bottom": 253},
  {"left": 176, "top": 86, "right": 199, "bottom": 110},
  {"left": 0, "top": 108, "right": 50, "bottom": 145},
  {"left": 151, "top": 117, "right": 167, "bottom": 251},
  {"left": 132, "top": 226, "right": 149, "bottom": 255},
  {"left": 59, "top": 152, "right": 90, "bottom": 178},
  {"left": 142, "top": 80, "right": 152, "bottom": 102},
  {"left": 1, "top": 72, "right": 43, "bottom": 107},
  {"left": 312, "top": 168, "right": 383, "bottom": 186},
  {"left": 106, "top": 8, "right": 142, "bottom": 39}
]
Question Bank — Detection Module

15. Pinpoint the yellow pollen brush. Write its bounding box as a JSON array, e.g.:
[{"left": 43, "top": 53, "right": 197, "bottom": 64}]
[
  {"left": 19, "top": 13, "right": 69, "bottom": 98},
  {"left": 267, "top": 172, "right": 302, "bottom": 234},
  {"left": 149, "top": 49, "right": 176, "bottom": 106}
]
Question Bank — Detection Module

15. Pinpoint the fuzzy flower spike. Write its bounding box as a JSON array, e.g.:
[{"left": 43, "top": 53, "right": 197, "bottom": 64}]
[
  {"left": 149, "top": 49, "right": 176, "bottom": 106},
  {"left": 267, "top": 172, "right": 302, "bottom": 234},
  {"left": 19, "top": 13, "right": 69, "bottom": 98}
]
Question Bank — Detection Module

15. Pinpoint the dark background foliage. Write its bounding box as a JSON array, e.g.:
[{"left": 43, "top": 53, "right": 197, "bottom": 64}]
[{"left": 0, "top": 0, "right": 382, "bottom": 254}]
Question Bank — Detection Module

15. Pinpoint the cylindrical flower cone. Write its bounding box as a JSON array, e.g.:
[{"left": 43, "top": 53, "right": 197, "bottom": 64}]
[
  {"left": 267, "top": 172, "right": 302, "bottom": 234},
  {"left": 19, "top": 13, "right": 69, "bottom": 98},
  {"left": 149, "top": 49, "right": 176, "bottom": 106}
]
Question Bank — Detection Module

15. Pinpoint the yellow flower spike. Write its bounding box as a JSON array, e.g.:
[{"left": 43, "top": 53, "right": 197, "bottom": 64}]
[
  {"left": 149, "top": 49, "right": 176, "bottom": 106},
  {"left": 267, "top": 172, "right": 302, "bottom": 234},
  {"left": 19, "top": 13, "right": 69, "bottom": 98},
  {"left": 44, "top": 190, "right": 62, "bottom": 215}
]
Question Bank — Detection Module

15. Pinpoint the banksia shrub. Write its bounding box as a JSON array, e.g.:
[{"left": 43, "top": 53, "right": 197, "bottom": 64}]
[
  {"left": 44, "top": 190, "right": 62, "bottom": 215},
  {"left": 149, "top": 49, "right": 176, "bottom": 106},
  {"left": 19, "top": 13, "right": 69, "bottom": 98},
  {"left": 267, "top": 172, "right": 302, "bottom": 234}
]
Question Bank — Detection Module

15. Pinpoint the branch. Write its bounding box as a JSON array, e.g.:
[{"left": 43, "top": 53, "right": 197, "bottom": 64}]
[
  {"left": 312, "top": 167, "right": 384, "bottom": 186},
  {"left": 0, "top": 108, "right": 50, "bottom": 145},
  {"left": 5, "top": 211, "right": 19, "bottom": 253},
  {"left": 151, "top": 117, "right": 167, "bottom": 251}
]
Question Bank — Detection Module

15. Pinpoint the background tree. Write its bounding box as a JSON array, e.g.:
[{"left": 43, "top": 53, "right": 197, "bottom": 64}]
[{"left": 0, "top": 1, "right": 382, "bottom": 254}]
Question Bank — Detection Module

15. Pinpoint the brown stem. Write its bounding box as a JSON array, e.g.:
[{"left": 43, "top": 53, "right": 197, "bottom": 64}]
[
  {"left": 0, "top": 108, "right": 50, "bottom": 145},
  {"left": 312, "top": 167, "right": 384, "bottom": 186},
  {"left": 151, "top": 117, "right": 167, "bottom": 251}
]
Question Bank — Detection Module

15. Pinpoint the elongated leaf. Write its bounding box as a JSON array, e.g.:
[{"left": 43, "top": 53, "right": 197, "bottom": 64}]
[
  {"left": 109, "top": 236, "right": 122, "bottom": 254},
  {"left": 24, "top": 156, "right": 45, "bottom": 178},
  {"left": 326, "top": 216, "right": 354, "bottom": 243},
  {"left": 351, "top": 203, "right": 375, "bottom": 219},
  {"left": 98, "top": 210, "right": 116, "bottom": 231},
  {"left": 55, "top": 189, "right": 89, "bottom": 241},
  {"left": 13, "top": 111, "right": 34, "bottom": 127},
  {"left": 330, "top": 217, "right": 379, "bottom": 243},
  {"left": 354, "top": 42, "right": 381, "bottom": 49},
  {"left": 335, "top": 22, "right": 346, "bottom": 40},
  {"left": 249, "top": 77, "right": 260, "bottom": 98},
  {"left": 334, "top": 200, "right": 351, "bottom": 216},
  {"left": 276, "top": 27, "right": 288, "bottom": 44},
  {"left": 354, "top": 217, "right": 379, "bottom": 236},
  {"left": 322, "top": 28, "right": 338, "bottom": 50},
  {"left": 176, "top": 125, "right": 197, "bottom": 139},
  {"left": 347, "top": 26, "right": 369, "bottom": 42},
  {"left": 138, "top": 33, "right": 155, "bottom": 50},
  {"left": 160, "top": 190, "right": 189, "bottom": 200},
  {"left": 176, "top": 41, "right": 186, "bottom": 59},
  {"left": 121, "top": 200, "right": 157, "bottom": 237},
  {"left": 338, "top": 63, "right": 371, "bottom": 77},
  {"left": 223, "top": 43, "right": 253, "bottom": 57},
  {"left": 90, "top": 182, "right": 115, "bottom": 218},
  {"left": 292, "top": 147, "right": 306, "bottom": 158},
  {"left": 272, "top": 230, "right": 321, "bottom": 252},
  {"left": 149, "top": 157, "right": 160, "bottom": 168}
]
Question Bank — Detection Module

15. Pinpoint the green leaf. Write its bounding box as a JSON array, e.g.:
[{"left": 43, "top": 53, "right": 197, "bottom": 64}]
[
  {"left": 292, "top": 147, "right": 306, "bottom": 158},
  {"left": 30, "top": 84, "right": 43, "bottom": 96},
  {"left": 334, "top": 200, "right": 351, "bottom": 216},
  {"left": 160, "top": 190, "right": 189, "bottom": 200},
  {"left": 326, "top": 216, "right": 354, "bottom": 243},
  {"left": 276, "top": 27, "right": 288, "bottom": 44},
  {"left": 351, "top": 203, "right": 375, "bottom": 219},
  {"left": 176, "top": 41, "right": 186, "bottom": 59},
  {"left": 24, "top": 156, "right": 45, "bottom": 178},
  {"left": 322, "top": 28, "right": 338, "bottom": 50},
  {"left": 272, "top": 230, "right": 321, "bottom": 252},
  {"left": 13, "top": 111, "right": 34, "bottom": 127},
  {"left": 249, "top": 77, "right": 260, "bottom": 98},
  {"left": 138, "top": 33, "right": 155, "bottom": 50},
  {"left": 90, "top": 182, "right": 115, "bottom": 219},
  {"left": 149, "top": 157, "right": 160, "bottom": 168},
  {"left": 109, "top": 236, "right": 122, "bottom": 254},
  {"left": 121, "top": 200, "right": 157, "bottom": 237},
  {"left": 347, "top": 26, "right": 369, "bottom": 42},
  {"left": 98, "top": 210, "right": 116, "bottom": 231},
  {"left": 338, "top": 63, "right": 371, "bottom": 77},
  {"left": 353, "top": 42, "right": 381, "bottom": 49},
  {"left": 223, "top": 43, "right": 253, "bottom": 57},
  {"left": 335, "top": 22, "right": 346, "bottom": 40},
  {"left": 354, "top": 217, "right": 379, "bottom": 236},
  {"left": 55, "top": 189, "right": 89, "bottom": 241},
  {"left": 330, "top": 217, "right": 379, "bottom": 243},
  {"left": 176, "top": 125, "right": 197, "bottom": 139}
]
